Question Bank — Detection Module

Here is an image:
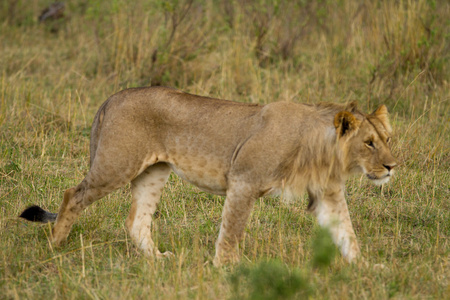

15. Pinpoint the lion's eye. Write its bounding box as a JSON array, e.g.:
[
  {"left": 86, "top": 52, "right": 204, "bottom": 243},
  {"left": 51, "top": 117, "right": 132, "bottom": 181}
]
[
  {"left": 386, "top": 137, "right": 391, "bottom": 143},
  {"left": 365, "top": 140, "right": 374, "bottom": 148}
]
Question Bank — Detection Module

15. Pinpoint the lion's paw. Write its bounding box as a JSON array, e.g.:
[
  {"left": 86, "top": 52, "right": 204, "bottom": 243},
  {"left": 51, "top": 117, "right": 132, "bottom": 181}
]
[
  {"left": 373, "top": 263, "right": 388, "bottom": 271},
  {"left": 156, "top": 250, "right": 174, "bottom": 259},
  {"left": 213, "top": 254, "right": 239, "bottom": 267}
]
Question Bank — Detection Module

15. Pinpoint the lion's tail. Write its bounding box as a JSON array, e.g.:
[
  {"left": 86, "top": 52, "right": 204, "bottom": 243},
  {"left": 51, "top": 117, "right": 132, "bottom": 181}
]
[{"left": 19, "top": 205, "right": 57, "bottom": 223}]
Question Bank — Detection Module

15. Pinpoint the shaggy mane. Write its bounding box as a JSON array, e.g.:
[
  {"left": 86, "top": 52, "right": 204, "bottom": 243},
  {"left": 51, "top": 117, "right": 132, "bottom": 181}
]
[{"left": 273, "top": 101, "right": 365, "bottom": 201}]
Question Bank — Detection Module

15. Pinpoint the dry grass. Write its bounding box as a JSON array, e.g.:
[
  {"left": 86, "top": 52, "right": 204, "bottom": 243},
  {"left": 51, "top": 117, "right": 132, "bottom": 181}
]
[{"left": 0, "top": 0, "right": 449, "bottom": 299}]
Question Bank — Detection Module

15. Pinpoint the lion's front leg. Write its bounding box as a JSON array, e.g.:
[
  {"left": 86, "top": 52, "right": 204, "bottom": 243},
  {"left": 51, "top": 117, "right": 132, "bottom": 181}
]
[
  {"left": 309, "top": 185, "right": 360, "bottom": 262},
  {"left": 213, "top": 184, "right": 257, "bottom": 267}
]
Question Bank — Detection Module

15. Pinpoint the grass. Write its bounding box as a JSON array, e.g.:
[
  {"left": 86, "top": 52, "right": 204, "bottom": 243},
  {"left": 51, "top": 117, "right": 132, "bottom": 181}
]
[{"left": 1, "top": 0, "right": 449, "bottom": 298}]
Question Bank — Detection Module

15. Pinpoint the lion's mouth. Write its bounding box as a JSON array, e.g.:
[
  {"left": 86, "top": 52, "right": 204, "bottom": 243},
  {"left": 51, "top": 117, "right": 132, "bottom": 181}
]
[
  {"left": 366, "top": 173, "right": 387, "bottom": 180},
  {"left": 366, "top": 173, "right": 391, "bottom": 185}
]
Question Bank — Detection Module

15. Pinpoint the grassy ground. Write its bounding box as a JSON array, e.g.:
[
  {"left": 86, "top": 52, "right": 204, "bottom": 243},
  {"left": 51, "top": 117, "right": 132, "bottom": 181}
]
[{"left": 1, "top": 0, "right": 449, "bottom": 298}]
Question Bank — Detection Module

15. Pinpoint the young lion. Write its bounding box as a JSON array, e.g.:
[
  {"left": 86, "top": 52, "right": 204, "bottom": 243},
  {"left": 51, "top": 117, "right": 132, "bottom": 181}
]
[{"left": 20, "top": 86, "right": 396, "bottom": 265}]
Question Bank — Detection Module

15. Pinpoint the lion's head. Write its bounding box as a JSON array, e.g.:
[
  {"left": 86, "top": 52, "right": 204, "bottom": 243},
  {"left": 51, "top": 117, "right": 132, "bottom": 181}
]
[{"left": 334, "top": 105, "right": 397, "bottom": 185}]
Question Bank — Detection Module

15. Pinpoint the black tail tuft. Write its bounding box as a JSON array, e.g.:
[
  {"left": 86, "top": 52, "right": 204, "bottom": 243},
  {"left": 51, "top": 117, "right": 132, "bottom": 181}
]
[{"left": 19, "top": 205, "right": 57, "bottom": 223}]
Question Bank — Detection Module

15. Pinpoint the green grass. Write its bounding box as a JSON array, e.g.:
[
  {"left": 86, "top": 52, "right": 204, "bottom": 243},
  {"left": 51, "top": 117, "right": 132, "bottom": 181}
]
[{"left": 1, "top": 0, "right": 449, "bottom": 298}]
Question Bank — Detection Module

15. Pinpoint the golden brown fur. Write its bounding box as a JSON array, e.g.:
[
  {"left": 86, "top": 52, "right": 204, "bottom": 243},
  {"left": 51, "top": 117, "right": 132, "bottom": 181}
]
[{"left": 21, "top": 86, "right": 397, "bottom": 264}]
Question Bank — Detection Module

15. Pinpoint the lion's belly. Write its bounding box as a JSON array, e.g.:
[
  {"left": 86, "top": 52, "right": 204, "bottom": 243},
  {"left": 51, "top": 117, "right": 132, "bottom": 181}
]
[{"left": 169, "top": 160, "right": 228, "bottom": 196}]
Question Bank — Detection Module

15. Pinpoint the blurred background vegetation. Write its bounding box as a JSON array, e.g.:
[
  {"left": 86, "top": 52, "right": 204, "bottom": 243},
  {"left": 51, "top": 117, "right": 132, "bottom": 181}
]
[{"left": 1, "top": 0, "right": 448, "bottom": 107}]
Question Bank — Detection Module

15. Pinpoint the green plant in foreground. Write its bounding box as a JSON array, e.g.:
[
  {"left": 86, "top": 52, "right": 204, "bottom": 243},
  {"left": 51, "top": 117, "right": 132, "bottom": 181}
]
[
  {"left": 227, "top": 228, "right": 339, "bottom": 299},
  {"left": 229, "top": 260, "right": 310, "bottom": 300},
  {"left": 311, "top": 227, "right": 337, "bottom": 269}
]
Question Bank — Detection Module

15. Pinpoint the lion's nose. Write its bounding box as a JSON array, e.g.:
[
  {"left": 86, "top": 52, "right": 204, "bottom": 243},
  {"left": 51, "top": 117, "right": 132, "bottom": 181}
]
[{"left": 383, "top": 163, "right": 397, "bottom": 171}]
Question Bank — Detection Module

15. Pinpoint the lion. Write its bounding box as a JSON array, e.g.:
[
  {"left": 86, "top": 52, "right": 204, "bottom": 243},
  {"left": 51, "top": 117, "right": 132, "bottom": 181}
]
[{"left": 19, "top": 86, "right": 397, "bottom": 265}]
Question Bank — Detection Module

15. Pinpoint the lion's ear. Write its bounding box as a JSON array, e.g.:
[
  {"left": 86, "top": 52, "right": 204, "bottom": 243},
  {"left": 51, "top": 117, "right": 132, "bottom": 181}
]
[
  {"left": 334, "top": 111, "right": 360, "bottom": 137},
  {"left": 345, "top": 101, "right": 358, "bottom": 112},
  {"left": 372, "top": 105, "right": 392, "bottom": 133}
]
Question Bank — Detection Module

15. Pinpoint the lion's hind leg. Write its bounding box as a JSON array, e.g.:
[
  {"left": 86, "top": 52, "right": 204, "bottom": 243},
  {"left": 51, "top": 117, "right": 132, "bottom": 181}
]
[
  {"left": 52, "top": 178, "right": 125, "bottom": 245},
  {"left": 126, "top": 162, "right": 172, "bottom": 259},
  {"left": 51, "top": 152, "right": 142, "bottom": 245}
]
